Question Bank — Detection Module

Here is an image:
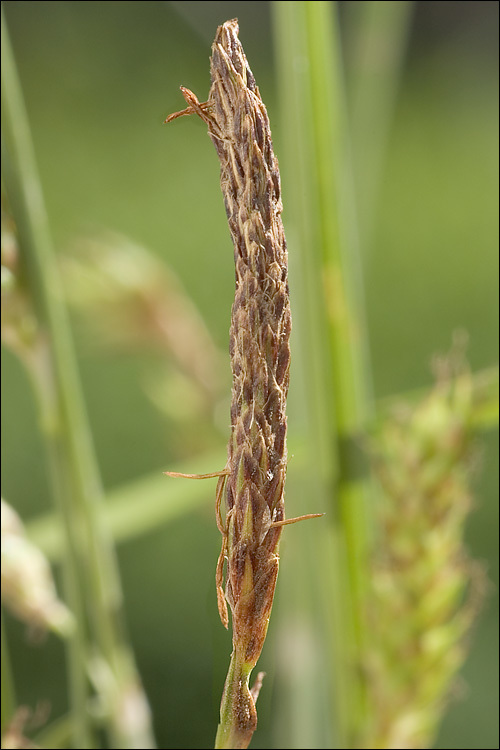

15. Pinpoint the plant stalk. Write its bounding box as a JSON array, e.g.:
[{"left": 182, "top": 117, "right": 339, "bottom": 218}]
[
  {"left": 273, "top": 1, "right": 374, "bottom": 745},
  {"left": 1, "top": 612, "right": 16, "bottom": 739},
  {"left": 1, "top": 9, "right": 154, "bottom": 748},
  {"left": 344, "top": 0, "right": 414, "bottom": 252}
]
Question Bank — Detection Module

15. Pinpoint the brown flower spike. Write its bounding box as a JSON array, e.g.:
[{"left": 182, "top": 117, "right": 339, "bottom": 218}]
[{"left": 166, "top": 19, "right": 321, "bottom": 748}]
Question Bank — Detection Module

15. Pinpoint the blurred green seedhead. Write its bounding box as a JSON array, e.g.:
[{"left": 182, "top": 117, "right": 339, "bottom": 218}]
[{"left": 365, "top": 356, "right": 487, "bottom": 749}]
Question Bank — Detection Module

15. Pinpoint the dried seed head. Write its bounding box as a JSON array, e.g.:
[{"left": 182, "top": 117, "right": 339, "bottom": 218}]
[
  {"left": 204, "top": 19, "right": 291, "bottom": 668},
  {"left": 166, "top": 19, "right": 293, "bottom": 748}
]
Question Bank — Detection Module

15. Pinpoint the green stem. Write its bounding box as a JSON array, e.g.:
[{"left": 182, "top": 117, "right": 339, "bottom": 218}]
[
  {"left": 1, "top": 612, "right": 16, "bottom": 739},
  {"left": 1, "top": 12, "right": 92, "bottom": 747},
  {"left": 344, "top": 0, "right": 414, "bottom": 251},
  {"left": 215, "top": 651, "right": 254, "bottom": 749},
  {"left": 1, "top": 10, "right": 154, "bottom": 749},
  {"left": 306, "top": 6, "right": 374, "bottom": 741},
  {"left": 273, "top": 1, "right": 374, "bottom": 745}
]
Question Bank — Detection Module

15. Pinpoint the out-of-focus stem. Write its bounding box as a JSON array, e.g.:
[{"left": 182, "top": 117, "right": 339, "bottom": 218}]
[
  {"left": 273, "top": 1, "right": 374, "bottom": 745},
  {"left": 1, "top": 613, "right": 16, "bottom": 739},
  {"left": 345, "top": 1, "right": 414, "bottom": 251},
  {"left": 1, "top": 9, "right": 154, "bottom": 749},
  {"left": 1, "top": 12, "right": 92, "bottom": 747}
]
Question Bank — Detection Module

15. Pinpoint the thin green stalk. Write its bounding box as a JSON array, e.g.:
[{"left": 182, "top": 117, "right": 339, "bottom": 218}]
[
  {"left": 1, "top": 612, "right": 16, "bottom": 739},
  {"left": 1, "top": 13, "right": 92, "bottom": 746},
  {"left": 273, "top": 1, "right": 374, "bottom": 745},
  {"left": 1, "top": 10, "right": 154, "bottom": 749},
  {"left": 344, "top": 0, "right": 414, "bottom": 251}
]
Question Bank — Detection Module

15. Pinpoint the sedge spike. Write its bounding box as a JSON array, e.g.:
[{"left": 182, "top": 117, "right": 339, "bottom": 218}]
[{"left": 165, "top": 19, "right": 322, "bottom": 748}]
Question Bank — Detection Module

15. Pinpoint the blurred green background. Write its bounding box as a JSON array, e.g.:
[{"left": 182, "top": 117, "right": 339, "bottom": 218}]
[{"left": 1, "top": 1, "right": 498, "bottom": 748}]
